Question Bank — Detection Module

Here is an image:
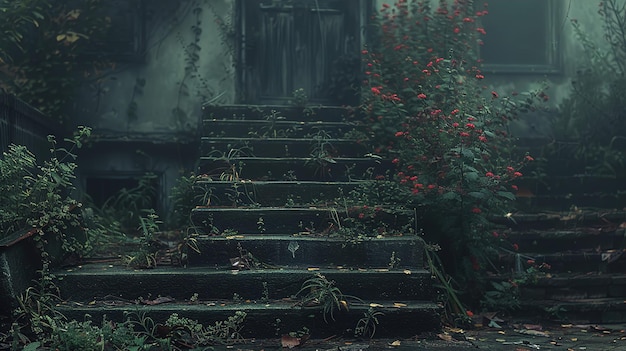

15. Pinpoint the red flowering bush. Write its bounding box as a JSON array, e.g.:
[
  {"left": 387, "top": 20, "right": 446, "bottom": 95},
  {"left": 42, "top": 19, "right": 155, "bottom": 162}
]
[{"left": 360, "top": 0, "right": 542, "bottom": 308}]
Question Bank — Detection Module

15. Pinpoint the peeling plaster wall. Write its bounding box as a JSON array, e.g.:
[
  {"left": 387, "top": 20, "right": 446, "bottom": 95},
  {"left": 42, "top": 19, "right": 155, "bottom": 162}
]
[
  {"left": 72, "top": 0, "right": 236, "bottom": 134},
  {"left": 70, "top": 0, "right": 238, "bottom": 217}
]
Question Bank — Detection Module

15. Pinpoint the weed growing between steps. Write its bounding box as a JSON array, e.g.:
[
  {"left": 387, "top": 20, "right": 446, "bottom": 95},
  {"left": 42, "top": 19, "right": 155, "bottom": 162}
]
[{"left": 360, "top": 0, "right": 549, "bottom": 323}]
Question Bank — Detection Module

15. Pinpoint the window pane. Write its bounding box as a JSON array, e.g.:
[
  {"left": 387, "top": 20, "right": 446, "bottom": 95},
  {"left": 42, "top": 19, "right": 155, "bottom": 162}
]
[{"left": 480, "top": 0, "right": 556, "bottom": 70}]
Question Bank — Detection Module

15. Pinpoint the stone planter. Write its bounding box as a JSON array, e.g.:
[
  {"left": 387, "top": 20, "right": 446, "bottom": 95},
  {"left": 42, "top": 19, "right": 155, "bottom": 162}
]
[{"left": 0, "top": 228, "right": 44, "bottom": 315}]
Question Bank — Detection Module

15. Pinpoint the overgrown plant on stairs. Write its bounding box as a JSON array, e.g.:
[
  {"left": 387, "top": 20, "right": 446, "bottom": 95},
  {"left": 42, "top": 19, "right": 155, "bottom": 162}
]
[{"left": 360, "top": 0, "right": 546, "bottom": 321}]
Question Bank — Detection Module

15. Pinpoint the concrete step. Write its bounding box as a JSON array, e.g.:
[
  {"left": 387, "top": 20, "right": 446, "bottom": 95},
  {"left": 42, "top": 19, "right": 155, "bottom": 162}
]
[
  {"left": 201, "top": 137, "right": 368, "bottom": 158},
  {"left": 54, "top": 265, "right": 436, "bottom": 304},
  {"left": 197, "top": 156, "right": 389, "bottom": 181},
  {"left": 190, "top": 207, "right": 412, "bottom": 236},
  {"left": 190, "top": 180, "right": 362, "bottom": 207},
  {"left": 506, "top": 229, "right": 625, "bottom": 254},
  {"left": 519, "top": 298, "right": 626, "bottom": 324},
  {"left": 56, "top": 299, "right": 441, "bottom": 338},
  {"left": 186, "top": 235, "right": 425, "bottom": 268},
  {"left": 519, "top": 273, "right": 626, "bottom": 301},
  {"left": 202, "top": 104, "right": 357, "bottom": 122},
  {"left": 201, "top": 119, "right": 357, "bottom": 139},
  {"left": 515, "top": 175, "right": 626, "bottom": 211}
]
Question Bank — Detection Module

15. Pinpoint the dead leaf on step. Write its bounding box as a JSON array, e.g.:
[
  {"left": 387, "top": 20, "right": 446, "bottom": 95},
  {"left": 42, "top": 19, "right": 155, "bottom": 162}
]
[
  {"left": 393, "top": 302, "right": 407, "bottom": 308},
  {"left": 515, "top": 329, "right": 550, "bottom": 337},
  {"left": 141, "top": 296, "right": 175, "bottom": 305},
  {"left": 281, "top": 334, "right": 309, "bottom": 348},
  {"left": 437, "top": 333, "right": 453, "bottom": 341},
  {"left": 522, "top": 324, "right": 543, "bottom": 331},
  {"left": 307, "top": 267, "right": 319, "bottom": 271},
  {"left": 389, "top": 340, "right": 401, "bottom": 347},
  {"left": 403, "top": 269, "right": 411, "bottom": 274},
  {"left": 370, "top": 303, "right": 384, "bottom": 308}
]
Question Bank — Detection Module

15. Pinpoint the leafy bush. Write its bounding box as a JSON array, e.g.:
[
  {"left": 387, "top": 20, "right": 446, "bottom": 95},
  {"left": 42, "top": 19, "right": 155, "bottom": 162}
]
[
  {"left": 359, "top": 0, "right": 542, "bottom": 307},
  {"left": 0, "top": 127, "right": 92, "bottom": 257}
]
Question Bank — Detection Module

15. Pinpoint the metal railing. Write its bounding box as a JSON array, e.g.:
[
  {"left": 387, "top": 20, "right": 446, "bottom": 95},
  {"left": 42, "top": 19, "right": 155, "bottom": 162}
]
[{"left": 0, "top": 93, "right": 61, "bottom": 160}]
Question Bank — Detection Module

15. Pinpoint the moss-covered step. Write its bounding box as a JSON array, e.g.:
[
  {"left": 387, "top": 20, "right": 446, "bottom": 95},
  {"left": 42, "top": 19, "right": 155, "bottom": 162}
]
[
  {"left": 496, "top": 250, "right": 626, "bottom": 274},
  {"left": 186, "top": 235, "right": 424, "bottom": 268},
  {"left": 53, "top": 265, "right": 437, "bottom": 302},
  {"left": 202, "top": 119, "right": 358, "bottom": 139},
  {"left": 519, "top": 297, "right": 626, "bottom": 324},
  {"left": 518, "top": 273, "right": 626, "bottom": 301},
  {"left": 515, "top": 175, "right": 626, "bottom": 210},
  {"left": 505, "top": 229, "right": 625, "bottom": 255},
  {"left": 190, "top": 180, "right": 362, "bottom": 207},
  {"left": 198, "top": 156, "right": 389, "bottom": 181},
  {"left": 56, "top": 299, "right": 441, "bottom": 339},
  {"left": 190, "top": 207, "right": 413, "bottom": 235},
  {"left": 201, "top": 137, "right": 368, "bottom": 158},
  {"left": 202, "top": 104, "right": 357, "bottom": 123}
]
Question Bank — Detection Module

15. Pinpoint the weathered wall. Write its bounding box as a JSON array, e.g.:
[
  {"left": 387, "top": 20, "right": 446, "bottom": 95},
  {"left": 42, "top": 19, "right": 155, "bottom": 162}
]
[
  {"left": 70, "top": 0, "right": 238, "bottom": 217},
  {"left": 72, "top": 0, "right": 236, "bottom": 134}
]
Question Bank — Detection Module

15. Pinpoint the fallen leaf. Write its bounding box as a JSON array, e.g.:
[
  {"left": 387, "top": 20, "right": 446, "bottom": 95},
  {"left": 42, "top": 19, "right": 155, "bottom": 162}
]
[
  {"left": 307, "top": 267, "right": 320, "bottom": 271},
  {"left": 437, "top": 333, "right": 453, "bottom": 341},
  {"left": 393, "top": 302, "right": 407, "bottom": 307},
  {"left": 370, "top": 303, "right": 384, "bottom": 308},
  {"left": 281, "top": 334, "right": 301, "bottom": 348},
  {"left": 515, "top": 329, "right": 549, "bottom": 337},
  {"left": 141, "top": 296, "right": 175, "bottom": 305},
  {"left": 389, "top": 340, "right": 401, "bottom": 346},
  {"left": 571, "top": 338, "right": 578, "bottom": 341},
  {"left": 403, "top": 269, "right": 411, "bottom": 274}
]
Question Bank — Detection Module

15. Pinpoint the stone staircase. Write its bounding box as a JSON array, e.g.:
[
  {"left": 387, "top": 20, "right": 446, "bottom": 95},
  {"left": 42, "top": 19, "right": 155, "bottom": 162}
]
[
  {"left": 495, "top": 176, "right": 626, "bottom": 323},
  {"left": 53, "top": 105, "right": 441, "bottom": 340}
]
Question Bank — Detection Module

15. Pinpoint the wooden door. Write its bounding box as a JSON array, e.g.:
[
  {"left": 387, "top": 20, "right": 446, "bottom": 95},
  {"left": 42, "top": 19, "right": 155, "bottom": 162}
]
[{"left": 238, "top": 0, "right": 366, "bottom": 105}]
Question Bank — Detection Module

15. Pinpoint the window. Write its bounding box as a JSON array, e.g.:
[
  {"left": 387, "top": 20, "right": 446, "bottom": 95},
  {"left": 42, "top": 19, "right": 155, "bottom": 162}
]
[
  {"left": 87, "top": 0, "right": 146, "bottom": 61},
  {"left": 480, "top": 0, "right": 561, "bottom": 74}
]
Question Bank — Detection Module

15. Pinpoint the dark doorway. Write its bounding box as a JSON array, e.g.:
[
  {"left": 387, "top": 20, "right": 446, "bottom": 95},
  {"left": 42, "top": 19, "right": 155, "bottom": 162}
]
[{"left": 237, "top": 0, "right": 368, "bottom": 105}]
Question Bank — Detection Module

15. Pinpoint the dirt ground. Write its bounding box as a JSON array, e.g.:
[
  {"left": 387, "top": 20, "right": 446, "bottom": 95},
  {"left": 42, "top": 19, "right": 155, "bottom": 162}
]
[{"left": 219, "top": 321, "right": 626, "bottom": 351}]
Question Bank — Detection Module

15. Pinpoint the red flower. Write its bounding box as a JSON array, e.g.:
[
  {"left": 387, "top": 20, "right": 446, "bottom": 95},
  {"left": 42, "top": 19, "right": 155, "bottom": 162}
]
[
  {"left": 392, "top": 158, "right": 400, "bottom": 164},
  {"left": 453, "top": 27, "right": 460, "bottom": 34},
  {"left": 465, "top": 123, "right": 475, "bottom": 129},
  {"left": 452, "top": 122, "right": 459, "bottom": 128},
  {"left": 511, "top": 185, "right": 519, "bottom": 191},
  {"left": 476, "top": 27, "right": 487, "bottom": 35},
  {"left": 459, "top": 131, "right": 470, "bottom": 137},
  {"left": 492, "top": 231, "right": 499, "bottom": 238},
  {"left": 358, "top": 213, "right": 365, "bottom": 219},
  {"left": 371, "top": 87, "right": 381, "bottom": 95},
  {"left": 417, "top": 93, "right": 427, "bottom": 99},
  {"left": 466, "top": 310, "right": 475, "bottom": 317},
  {"left": 525, "top": 155, "right": 534, "bottom": 161},
  {"left": 513, "top": 171, "right": 523, "bottom": 177},
  {"left": 471, "top": 207, "right": 482, "bottom": 214},
  {"left": 491, "top": 90, "right": 499, "bottom": 98},
  {"left": 513, "top": 243, "right": 519, "bottom": 251},
  {"left": 485, "top": 172, "right": 494, "bottom": 177},
  {"left": 475, "top": 74, "right": 485, "bottom": 79},
  {"left": 395, "top": 131, "right": 404, "bottom": 137}
]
